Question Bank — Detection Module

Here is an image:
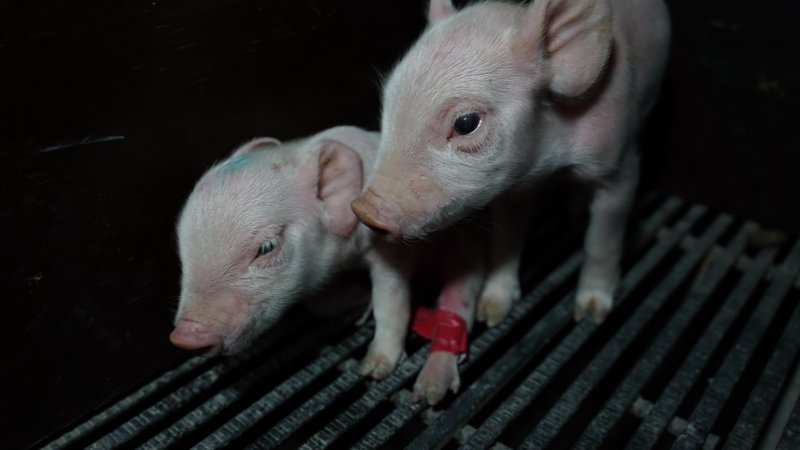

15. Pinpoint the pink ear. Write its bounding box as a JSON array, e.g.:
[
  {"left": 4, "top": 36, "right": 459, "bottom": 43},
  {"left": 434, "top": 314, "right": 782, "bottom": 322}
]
[
  {"left": 428, "top": 0, "right": 457, "bottom": 25},
  {"left": 520, "top": 0, "right": 613, "bottom": 99},
  {"left": 232, "top": 137, "right": 281, "bottom": 157},
  {"left": 316, "top": 140, "right": 363, "bottom": 237}
]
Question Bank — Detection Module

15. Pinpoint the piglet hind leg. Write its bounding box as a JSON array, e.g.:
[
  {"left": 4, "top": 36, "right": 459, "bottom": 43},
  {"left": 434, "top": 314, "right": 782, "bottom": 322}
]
[
  {"left": 361, "top": 243, "right": 412, "bottom": 379},
  {"left": 477, "top": 195, "right": 532, "bottom": 327},
  {"left": 575, "top": 152, "right": 640, "bottom": 324},
  {"left": 413, "top": 234, "right": 483, "bottom": 405}
]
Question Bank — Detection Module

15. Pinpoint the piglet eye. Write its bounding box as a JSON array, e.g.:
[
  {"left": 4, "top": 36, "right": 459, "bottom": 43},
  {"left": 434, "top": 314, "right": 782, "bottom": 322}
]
[
  {"left": 453, "top": 112, "right": 481, "bottom": 136},
  {"left": 256, "top": 237, "right": 279, "bottom": 258}
]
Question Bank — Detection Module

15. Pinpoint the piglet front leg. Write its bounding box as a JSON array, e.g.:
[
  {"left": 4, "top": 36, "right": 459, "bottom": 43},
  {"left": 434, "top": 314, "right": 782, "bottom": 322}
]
[
  {"left": 411, "top": 307, "right": 469, "bottom": 405},
  {"left": 575, "top": 152, "right": 639, "bottom": 323},
  {"left": 361, "top": 242, "right": 413, "bottom": 379},
  {"left": 413, "top": 233, "right": 484, "bottom": 405},
  {"left": 414, "top": 350, "right": 461, "bottom": 405},
  {"left": 478, "top": 195, "right": 532, "bottom": 327}
]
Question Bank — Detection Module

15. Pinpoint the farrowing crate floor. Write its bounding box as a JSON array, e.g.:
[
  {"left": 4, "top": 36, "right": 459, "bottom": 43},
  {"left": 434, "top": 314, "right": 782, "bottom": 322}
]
[{"left": 40, "top": 194, "right": 800, "bottom": 449}]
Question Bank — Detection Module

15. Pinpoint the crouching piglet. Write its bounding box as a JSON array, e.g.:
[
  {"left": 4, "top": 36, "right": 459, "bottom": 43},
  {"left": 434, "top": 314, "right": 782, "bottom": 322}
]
[
  {"left": 352, "top": 0, "right": 671, "bottom": 324},
  {"left": 170, "top": 126, "right": 485, "bottom": 405}
]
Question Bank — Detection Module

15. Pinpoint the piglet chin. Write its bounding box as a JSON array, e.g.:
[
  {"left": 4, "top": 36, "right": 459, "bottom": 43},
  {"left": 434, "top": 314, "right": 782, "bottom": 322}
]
[{"left": 170, "top": 319, "right": 223, "bottom": 357}]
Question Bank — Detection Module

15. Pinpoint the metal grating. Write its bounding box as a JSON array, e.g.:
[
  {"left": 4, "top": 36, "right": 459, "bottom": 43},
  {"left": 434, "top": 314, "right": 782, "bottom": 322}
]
[{"left": 39, "top": 194, "right": 800, "bottom": 449}]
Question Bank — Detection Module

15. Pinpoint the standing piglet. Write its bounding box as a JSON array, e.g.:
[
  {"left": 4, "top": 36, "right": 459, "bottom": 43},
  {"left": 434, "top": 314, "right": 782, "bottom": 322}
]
[
  {"left": 352, "top": 0, "right": 671, "bottom": 324},
  {"left": 171, "top": 126, "right": 484, "bottom": 405}
]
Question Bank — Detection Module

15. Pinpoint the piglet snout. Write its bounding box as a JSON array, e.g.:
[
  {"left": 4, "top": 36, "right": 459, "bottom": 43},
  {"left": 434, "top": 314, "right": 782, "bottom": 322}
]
[
  {"left": 170, "top": 319, "right": 223, "bottom": 357},
  {"left": 351, "top": 190, "right": 400, "bottom": 237}
]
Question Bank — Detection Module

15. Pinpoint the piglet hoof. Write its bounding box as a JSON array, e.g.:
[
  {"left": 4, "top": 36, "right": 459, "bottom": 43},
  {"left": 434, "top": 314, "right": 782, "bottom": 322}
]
[
  {"left": 475, "top": 275, "right": 522, "bottom": 327},
  {"left": 477, "top": 276, "right": 520, "bottom": 327},
  {"left": 412, "top": 351, "right": 460, "bottom": 406},
  {"left": 574, "top": 289, "right": 613, "bottom": 324},
  {"left": 360, "top": 341, "right": 406, "bottom": 380},
  {"left": 476, "top": 296, "right": 512, "bottom": 328}
]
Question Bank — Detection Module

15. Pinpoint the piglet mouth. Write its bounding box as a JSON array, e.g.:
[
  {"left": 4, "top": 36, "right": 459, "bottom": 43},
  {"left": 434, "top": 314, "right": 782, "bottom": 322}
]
[
  {"left": 351, "top": 191, "right": 456, "bottom": 243},
  {"left": 191, "top": 346, "right": 220, "bottom": 358},
  {"left": 430, "top": 198, "right": 473, "bottom": 230}
]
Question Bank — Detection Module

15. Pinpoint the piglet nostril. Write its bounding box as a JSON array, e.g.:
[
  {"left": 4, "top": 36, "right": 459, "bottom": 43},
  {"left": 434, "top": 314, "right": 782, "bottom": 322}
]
[
  {"left": 169, "top": 319, "right": 223, "bottom": 357},
  {"left": 351, "top": 197, "right": 376, "bottom": 224},
  {"left": 351, "top": 194, "right": 398, "bottom": 237}
]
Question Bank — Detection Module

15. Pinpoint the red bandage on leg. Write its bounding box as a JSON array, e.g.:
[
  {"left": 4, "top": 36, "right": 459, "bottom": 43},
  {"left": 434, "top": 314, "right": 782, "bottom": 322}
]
[{"left": 411, "top": 306, "right": 468, "bottom": 355}]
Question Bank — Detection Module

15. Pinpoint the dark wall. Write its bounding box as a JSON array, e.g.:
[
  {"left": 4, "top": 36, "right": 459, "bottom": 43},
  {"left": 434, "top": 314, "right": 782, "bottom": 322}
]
[
  {"left": 641, "top": 1, "right": 800, "bottom": 231},
  {"left": 1, "top": 1, "right": 428, "bottom": 447},
  {"left": 1, "top": 0, "right": 797, "bottom": 447}
]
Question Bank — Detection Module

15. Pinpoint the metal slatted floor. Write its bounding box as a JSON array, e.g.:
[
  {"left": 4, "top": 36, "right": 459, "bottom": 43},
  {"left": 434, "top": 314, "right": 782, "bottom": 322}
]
[{"left": 40, "top": 195, "right": 800, "bottom": 449}]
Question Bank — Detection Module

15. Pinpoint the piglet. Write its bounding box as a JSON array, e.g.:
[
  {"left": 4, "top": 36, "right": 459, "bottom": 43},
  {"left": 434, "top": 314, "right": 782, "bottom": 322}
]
[
  {"left": 171, "top": 126, "right": 484, "bottom": 405},
  {"left": 352, "top": 0, "right": 671, "bottom": 324}
]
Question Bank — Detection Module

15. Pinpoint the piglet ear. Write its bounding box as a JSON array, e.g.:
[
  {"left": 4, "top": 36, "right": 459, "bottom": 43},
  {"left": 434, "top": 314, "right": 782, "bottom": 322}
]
[
  {"left": 232, "top": 137, "right": 281, "bottom": 157},
  {"left": 428, "top": 0, "right": 457, "bottom": 25},
  {"left": 316, "top": 140, "right": 363, "bottom": 237},
  {"left": 520, "top": 0, "right": 613, "bottom": 99}
]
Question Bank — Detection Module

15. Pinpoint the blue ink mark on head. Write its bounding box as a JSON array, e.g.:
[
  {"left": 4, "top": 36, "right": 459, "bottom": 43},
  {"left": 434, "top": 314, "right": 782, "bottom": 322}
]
[
  {"left": 204, "top": 151, "right": 261, "bottom": 191},
  {"left": 223, "top": 153, "right": 253, "bottom": 171}
]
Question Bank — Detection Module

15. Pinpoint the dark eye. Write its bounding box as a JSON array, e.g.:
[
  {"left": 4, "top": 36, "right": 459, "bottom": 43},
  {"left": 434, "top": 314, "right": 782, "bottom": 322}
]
[
  {"left": 453, "top": 112, "right": 481, "bottom": 136},
  {"left": 256, "top": 237, "right": 279, "bottom": 258}
]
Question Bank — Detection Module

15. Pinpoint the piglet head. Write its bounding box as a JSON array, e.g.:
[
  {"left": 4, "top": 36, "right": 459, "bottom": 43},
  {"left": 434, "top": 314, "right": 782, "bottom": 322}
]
[
  {"left": 352, "top": 0, "right": 613, "bottom": 239},
  {"left": 173, "top": 133, "right": 366, "bottom": 356}
]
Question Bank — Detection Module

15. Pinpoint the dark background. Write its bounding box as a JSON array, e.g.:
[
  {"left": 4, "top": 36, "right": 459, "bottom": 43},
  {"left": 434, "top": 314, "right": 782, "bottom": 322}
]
[{"left": 1, "top": 1, "right": 797, "bottom": 448}]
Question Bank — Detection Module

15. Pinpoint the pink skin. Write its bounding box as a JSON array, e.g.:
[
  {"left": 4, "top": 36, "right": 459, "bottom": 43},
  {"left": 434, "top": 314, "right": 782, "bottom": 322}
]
[
  {"left": 173, "top": 128, "right": 379, "bottom": 356},
  {"left": 352, "top": 0, "right": 671, "bottom": 324},
  {"left": 172, "top": 126, "right": 484, "bottom": 404}
]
